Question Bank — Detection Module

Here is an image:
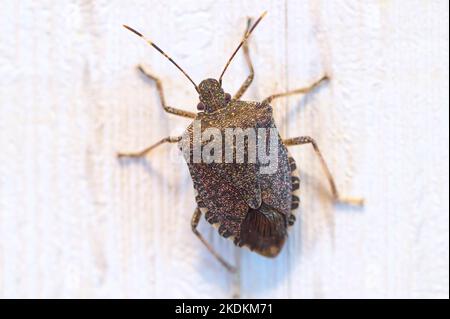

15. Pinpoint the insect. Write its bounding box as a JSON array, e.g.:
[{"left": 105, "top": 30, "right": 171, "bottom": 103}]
[{"left": 118, "top": 12, "right": 363, "bottom": 272}]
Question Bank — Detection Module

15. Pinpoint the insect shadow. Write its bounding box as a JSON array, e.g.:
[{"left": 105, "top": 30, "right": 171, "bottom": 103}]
[{"left": 117, "top": 154, "right": 192, "bottom": 192}]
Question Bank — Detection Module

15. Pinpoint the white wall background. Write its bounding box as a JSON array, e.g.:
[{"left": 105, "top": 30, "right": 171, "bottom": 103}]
[{"left": 0, "top": 0, "right": 448, "bottom": 299}]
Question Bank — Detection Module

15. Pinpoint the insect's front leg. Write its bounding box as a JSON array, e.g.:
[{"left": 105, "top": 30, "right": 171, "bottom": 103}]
[
  {"left": 284, "top": 136, "right": 364, "bottom": 206},
  {"left": 262, "top": 75, "right": 329, "bottom": 104},
  {"left": 191, "top": 207, "right": 236, "bottom": 273},
  {"left": 117, "top": 136, "right": 181, "bottom": 158},
  {"left": 232, "top": 17, "right": 255, "bottom": 100},
  {"left": 137, "top": 65, "right": 196, "bottom": 119}
]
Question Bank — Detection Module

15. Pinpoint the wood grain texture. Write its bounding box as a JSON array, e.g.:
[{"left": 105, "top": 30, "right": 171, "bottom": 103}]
[{"left": 0, "top": 0, "right": 448, "bottom": 298}]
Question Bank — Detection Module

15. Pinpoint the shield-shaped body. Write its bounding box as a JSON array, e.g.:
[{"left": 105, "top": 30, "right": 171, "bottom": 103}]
[{"left": 180, "top": 100, "right": 300, "bottom": 257}]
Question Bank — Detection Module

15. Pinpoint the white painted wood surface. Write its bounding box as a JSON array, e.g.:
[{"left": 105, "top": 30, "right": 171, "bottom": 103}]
[{"left": 0, "top": 0, "right": 448, "bottom": 299}]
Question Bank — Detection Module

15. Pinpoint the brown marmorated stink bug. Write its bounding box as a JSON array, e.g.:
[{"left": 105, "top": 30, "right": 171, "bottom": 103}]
[{"left": 118, "top": 11, "right": 364, "bottom": 272}]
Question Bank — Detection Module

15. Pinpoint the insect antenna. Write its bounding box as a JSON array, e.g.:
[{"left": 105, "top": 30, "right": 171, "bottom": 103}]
[
  {"left": 123, "top": 25, "right": 199, "bottom": 92},
  {"left": 218, "top": 11, "right": 267, "bottom": 85}
]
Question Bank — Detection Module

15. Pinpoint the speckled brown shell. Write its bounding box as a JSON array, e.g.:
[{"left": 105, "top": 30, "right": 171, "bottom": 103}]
[{"left": 182, "top": 100, "right": 300, "bottom": 257}]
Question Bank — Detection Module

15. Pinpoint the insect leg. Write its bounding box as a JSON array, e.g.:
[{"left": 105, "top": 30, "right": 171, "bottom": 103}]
[
  {"left": 191, "top": 207, "right": 236, "bottom": 273},
  {"left": 262, "top": 75, "right": 329, "bottom": 104},
  {"left": 137, "top": 65, "right": 196, "bottom": 119},
  {"left": 233, "top": 18, "right": 255, "bottom": 100},
  {"left": 284, "top": 136, "right": 364, "bottom": 206},
  {"left": 117, "top": 136, "right": 181, "bottom": 158}
]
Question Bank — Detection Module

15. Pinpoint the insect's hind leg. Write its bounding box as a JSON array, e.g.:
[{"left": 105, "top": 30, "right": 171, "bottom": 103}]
[
  {"left": 137, "top": 65, "right": 196, "bottom": 119},
  {"left": 284, "top": 136, "right": 364, "bottom": 206},
  {"left": 262, "top": 75, "right": 329, "bottom": 105},
  {"left": 191, "top": 207, "right": 236, "bottom": 273},
  {"left": 117, "top": 136, "right": 181, "bottom": 158},
  {"left": 232, "top": 17, "right": 255, "bottom": 100}
]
